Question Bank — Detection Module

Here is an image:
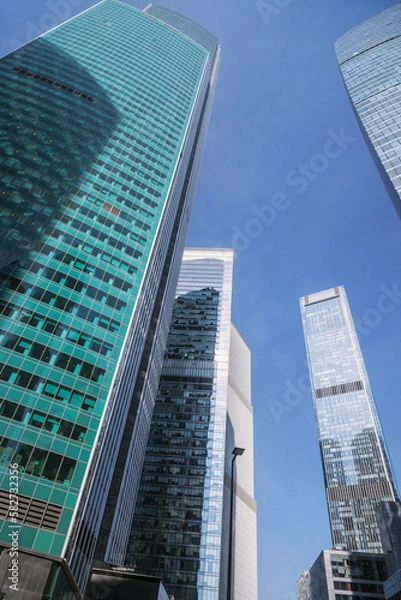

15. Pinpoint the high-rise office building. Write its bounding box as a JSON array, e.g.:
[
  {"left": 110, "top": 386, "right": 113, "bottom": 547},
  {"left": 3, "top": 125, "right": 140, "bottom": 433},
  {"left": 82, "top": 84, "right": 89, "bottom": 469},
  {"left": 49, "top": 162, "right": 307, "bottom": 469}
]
[
  {"left": 220, "top": 323, "right": 258, "bottom": 600},
  {"left": 335, "top": 4, "right": 401, "bottom": 218},
  {"left": 300, "top": 286, "right": 398, "bottom": 553},
  {"left": 0, "top": 2, "right": 220, "bottom": 596},
  {"left": 126, "top": 248, "right": 257, "bottom": 600}
]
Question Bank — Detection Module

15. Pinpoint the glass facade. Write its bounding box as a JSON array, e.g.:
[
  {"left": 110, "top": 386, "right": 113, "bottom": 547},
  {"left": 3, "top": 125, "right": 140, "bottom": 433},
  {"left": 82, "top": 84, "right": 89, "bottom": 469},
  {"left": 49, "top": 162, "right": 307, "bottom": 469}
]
[
  {"left": 127, "top": 249, "right": 236, "bottom": 600},
  {"left": 376, "top": 501, "right": 401, "bottom": 578},
  {"left": 0, "top": 1, "right": 220, "bottom": 594},
  {"left": 300, "top": 287, "right": 398, "bottom": 553},
  {"left": 335, "top": 4, "right": 401, "bottom": 218},
  {"left": 297, "top": 549, "right": 388, "bottom": 600},
  {"left": 384, "top": 568, "right": 401, "bottom": 600}
]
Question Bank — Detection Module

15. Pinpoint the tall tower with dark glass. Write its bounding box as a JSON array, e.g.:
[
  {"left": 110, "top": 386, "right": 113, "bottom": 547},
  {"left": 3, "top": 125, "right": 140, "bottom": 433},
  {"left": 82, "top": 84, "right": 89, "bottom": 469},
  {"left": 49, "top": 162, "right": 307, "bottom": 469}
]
[
  {"left": 335, "top": 4, "right": 401, "bottom": 218},
  {"left": 300, "top": 286, "right": 398, "bottom": 553},
  {"left": 0, "top": 1, "right": 220, "bottom": 596},
  {"left": 126, "top": 249, "right": 258, "bottom": 600}
]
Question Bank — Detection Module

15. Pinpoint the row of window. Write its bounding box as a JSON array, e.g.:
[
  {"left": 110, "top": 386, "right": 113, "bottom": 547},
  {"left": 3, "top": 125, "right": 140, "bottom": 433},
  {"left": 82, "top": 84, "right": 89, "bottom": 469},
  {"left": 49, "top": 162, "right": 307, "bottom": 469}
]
[
  {"left": 21, "top": 252, "right": 133, "bottom": 294},
  {"left": 146, "top": 437, "right": 209, "bottom": 448},
  {"left": 62, "top": 232, "right": 138, "bottom": 276},
  {"left": 335, "top": 595, "right": 383, "bottom": 600},
  {"left": 130, "top": 531, "right": 201, "bottom": 547},
  {"left": 0, "top": 365, "right": 97, "bottom": 412},
  {"left": 126, "top": 82, "right": 186, "bottom": 130},
  {"left": 54, "top": 230, "right": 142, "bottom": 265},
  {"left": 133, "top": 502, "right": 203, "bottom": 521},
  {"left": 153, "top": 408, "right": 211, "bottom": 419},
  {"left": 12, "top": 66, "right": 95, "bottom": 102},
  {"left": 124, "top": 135, "right": 172, "bottom": 173},
  {"left": 1, "top": 188, "right": 145, "bottom": 272},
  {"left": 130, "top": 555, "right": 201, "bottom": 577},
  {"left": 0, "top": 436, "right": 76, "bottom": 485},
  {"left": 129, "top": 542, "right": 200, "bottom": 559},
  {"left": 143, "top": 464, "right": 207, "bottom": 477},
  {"left": 0, "top": 300, "right": 113, "bottom": 357},
  {"left": 1, "top": 334, "right": 105, "bottom": 383},
  {"left": 0, "top": 278, "right": 121, "bottom": 333},
  {"left": 97, "top": 169, "right": 161, "bottom": 200},
  {"left": 92, "top": 181, "right": 155, "bottom": 219},
  {"left": 100, "top": 158, "right": 165, "bottom": 193},
  {"left": 0, "top": 399, "right": 87, "bottom": 442},
  {"left": 334, "top": 580, "right": 383, "bottom": 593},
  {"left": 315, "top": 380, "right": 365, "bottom": 398},
  {"left": 137, "top": 485, "right": 206, "bottom": 504},
  {"left": 75, "top": 202, "right": 148, "bottom": 243},
  {"left": 100, "top": 146, "right": 169, "bottom": 182},
  {"left": 145, "top": 447, "right": 208, "bottom": 458},
  {"left": 331, "top": 558, "right": 387, "bottom": 581},
  {"left": 150, "top": 429, "right": 210, "bottom": 440},
  {"left": 0, "top": 189, "right": 148, "bottom": 278},
  {"left": 141, "top": 475, "right": 207, "bottom": 490},
  {"left": 7, "top": 261, "right": 128, "bottom": 312},
  {"left": 159, "top": 392, "right": 212, "bottom": 405}
]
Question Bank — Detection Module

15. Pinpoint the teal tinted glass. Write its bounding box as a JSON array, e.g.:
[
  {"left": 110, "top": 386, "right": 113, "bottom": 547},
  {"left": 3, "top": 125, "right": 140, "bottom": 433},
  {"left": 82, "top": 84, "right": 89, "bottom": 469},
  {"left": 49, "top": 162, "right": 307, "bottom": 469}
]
[{"left": 0, "top": 0, "right": 209, "bottom": 555}]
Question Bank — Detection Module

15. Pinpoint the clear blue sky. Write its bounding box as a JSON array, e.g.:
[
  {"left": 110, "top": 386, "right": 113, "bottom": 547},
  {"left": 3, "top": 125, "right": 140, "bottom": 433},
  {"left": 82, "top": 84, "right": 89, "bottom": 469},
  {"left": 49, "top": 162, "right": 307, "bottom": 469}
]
[{"left": 1, "top": 1, "right": 401, "bottom": 599}]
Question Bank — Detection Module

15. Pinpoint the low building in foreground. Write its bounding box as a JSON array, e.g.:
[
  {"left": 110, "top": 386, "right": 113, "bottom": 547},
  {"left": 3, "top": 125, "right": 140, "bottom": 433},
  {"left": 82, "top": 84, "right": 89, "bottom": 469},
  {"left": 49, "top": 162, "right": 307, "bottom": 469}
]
[
  {"left": 377, "top": 501, "right": 401, "bottom": 600},
  {"left": 384, "top": 569, "right": 401, "bottom": 600},
  {"left": 296, "top": 548, "right": 389, "bottom": 600},
  {"left": 377, "top": 502, "right": 401, "bottom": 577},
  {"left": 86, "top": 568, "right": 168, "bottom": 600}
]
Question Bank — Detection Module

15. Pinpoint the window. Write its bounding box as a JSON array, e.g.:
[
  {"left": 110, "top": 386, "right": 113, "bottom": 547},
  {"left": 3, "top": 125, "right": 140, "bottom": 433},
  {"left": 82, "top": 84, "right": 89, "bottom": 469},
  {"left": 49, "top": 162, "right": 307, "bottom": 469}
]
[
  {"left": 29, "top": 411, "right": 46, "bottom": 428},
  {"left": 25, "top": 447, "right": 47, "bottom": 476},
  {"left": 0, "top": 438, "right": 18, "bottom": 467}
]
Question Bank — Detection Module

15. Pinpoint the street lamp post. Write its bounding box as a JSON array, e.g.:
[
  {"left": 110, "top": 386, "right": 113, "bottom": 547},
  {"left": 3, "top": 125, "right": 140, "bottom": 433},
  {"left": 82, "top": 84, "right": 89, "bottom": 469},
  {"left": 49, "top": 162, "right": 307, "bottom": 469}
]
[{"left": 227, "top": 447, "right": 245, "bottom": 600}]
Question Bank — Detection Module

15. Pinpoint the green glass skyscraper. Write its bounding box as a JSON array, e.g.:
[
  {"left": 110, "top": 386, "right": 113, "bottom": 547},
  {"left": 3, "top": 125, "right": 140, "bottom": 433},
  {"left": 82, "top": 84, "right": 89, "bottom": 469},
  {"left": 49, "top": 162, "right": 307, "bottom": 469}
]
[{"left": 0, "top": 1, "right": 220, "bottom": 596}]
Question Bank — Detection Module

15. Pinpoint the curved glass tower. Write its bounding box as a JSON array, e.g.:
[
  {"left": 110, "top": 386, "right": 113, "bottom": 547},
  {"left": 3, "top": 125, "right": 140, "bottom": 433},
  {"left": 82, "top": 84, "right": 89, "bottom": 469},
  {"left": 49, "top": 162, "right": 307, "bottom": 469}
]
[
  {"left": 0, "top": 1, "right": 220, "bottom": 595},
  {"left": 335, "top": 4, "right": 401, "bottom": 218},
  {"left": 300, "top": 286, "right": 398, "bottom": 553}
]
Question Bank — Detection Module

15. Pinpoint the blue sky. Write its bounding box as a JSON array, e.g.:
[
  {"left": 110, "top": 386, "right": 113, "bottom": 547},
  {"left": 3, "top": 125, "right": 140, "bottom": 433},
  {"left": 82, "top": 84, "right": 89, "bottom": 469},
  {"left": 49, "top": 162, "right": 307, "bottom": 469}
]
[{"left": 1, "top": 0, "right": 401, "bottom": 598}]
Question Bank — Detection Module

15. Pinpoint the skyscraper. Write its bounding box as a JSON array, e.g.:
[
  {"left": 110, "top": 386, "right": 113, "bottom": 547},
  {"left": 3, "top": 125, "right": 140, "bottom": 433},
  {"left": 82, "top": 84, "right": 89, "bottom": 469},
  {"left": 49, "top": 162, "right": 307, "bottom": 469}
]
[
  {"left": 335, "top": 4, "right": 401, "bottom": 218},
  {"left": 0, "top": 1, "right": 220, "bottom": 595},
  {"left": 300, "top": 286, "right": 398, "bottom": 553},
  {"left": 125, "top": 248, "right": 257, "bottom": 600},
  {"left": 220, "top": 323, "right": 258, "bottom": 600}
]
